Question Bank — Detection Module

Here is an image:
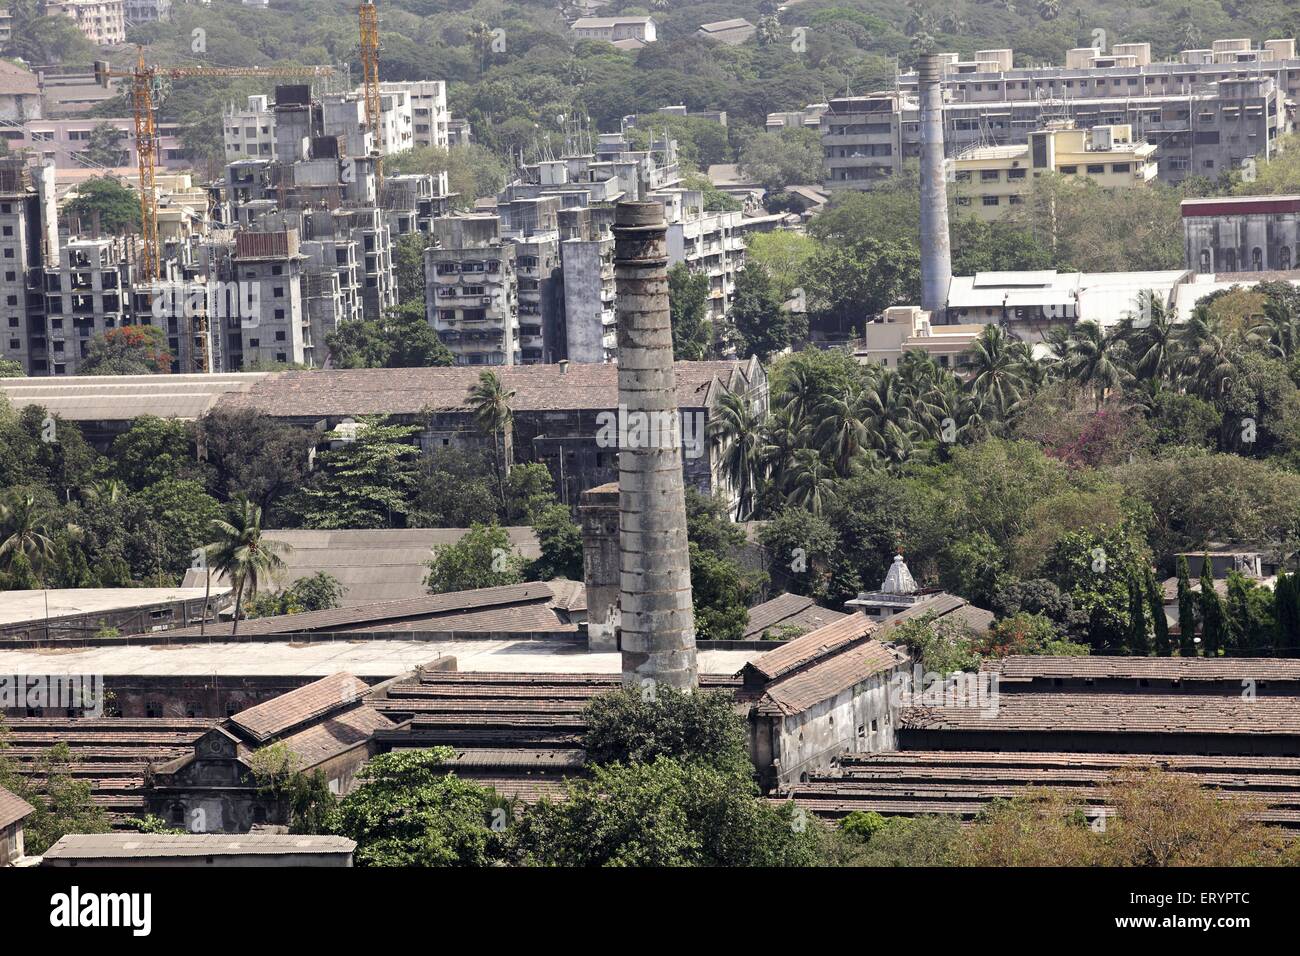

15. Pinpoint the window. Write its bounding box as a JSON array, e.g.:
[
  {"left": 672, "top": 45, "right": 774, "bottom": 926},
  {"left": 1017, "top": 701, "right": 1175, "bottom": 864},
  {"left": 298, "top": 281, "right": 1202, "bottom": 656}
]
[
  {"left": 982, "top": 195, "right": 1000, "bottom": 206},
  {"left": 980, "top": 169, "right": 1000, "bottom": 181},
  {"left": 1111, "top": 163, "right": 1130, "bottom": 173},
  {"left": 1086, "top": 164, "right": 1105, "bottom": 174},
  {"left": 1059, "top": 165, "right": 1077, "bottom": 174}
]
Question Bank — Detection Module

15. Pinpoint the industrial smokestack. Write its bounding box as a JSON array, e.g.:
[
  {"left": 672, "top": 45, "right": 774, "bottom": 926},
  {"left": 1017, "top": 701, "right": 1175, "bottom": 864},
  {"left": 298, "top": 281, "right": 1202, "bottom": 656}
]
[
  {"left": 612, "top": 200, "right": 698, "bottom": 691},
  {"left": 919, "top": 53, "right": 953, "bottom": 319}
]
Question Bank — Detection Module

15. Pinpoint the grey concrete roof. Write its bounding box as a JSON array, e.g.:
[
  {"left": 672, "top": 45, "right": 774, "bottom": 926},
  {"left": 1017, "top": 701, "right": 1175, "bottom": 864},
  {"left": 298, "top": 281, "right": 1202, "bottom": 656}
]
[
  {"left": 0, "top": 587, "right": 230, "bottom": 626},
  {"left": 42, "top": 833, "right": 356, "bottom": 859},
  {"left": 180, "top": 528, "right": 541, "bottom": 605},
  {"left": 0, "top": 639, "right": 763, "bottom": 678}
]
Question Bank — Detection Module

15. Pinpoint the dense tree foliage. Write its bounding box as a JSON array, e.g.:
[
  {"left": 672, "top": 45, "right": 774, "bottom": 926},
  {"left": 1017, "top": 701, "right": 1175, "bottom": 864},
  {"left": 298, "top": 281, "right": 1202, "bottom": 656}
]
[{"left": 324, "top": 302, "right": 455, "bottom": 369}]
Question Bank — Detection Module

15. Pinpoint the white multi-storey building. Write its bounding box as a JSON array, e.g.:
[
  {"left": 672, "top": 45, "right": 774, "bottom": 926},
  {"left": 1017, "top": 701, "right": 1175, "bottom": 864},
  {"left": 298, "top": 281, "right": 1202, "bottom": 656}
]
[
  {"left": 45, "top": 0, "right": 127, "bottom": 46},
  {"left": 387, "top": 81, "right": 448, "bottom": 149},
  {"left": 426, "top": 216, "right": 518, "bottom": 367},
  {"left": 223, "top": 95, "right": 276, "bottom": 161}
]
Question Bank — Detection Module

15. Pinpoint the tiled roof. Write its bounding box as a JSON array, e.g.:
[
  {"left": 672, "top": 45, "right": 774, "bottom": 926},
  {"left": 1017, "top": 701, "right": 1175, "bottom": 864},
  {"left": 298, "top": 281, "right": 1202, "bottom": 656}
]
[
  {"left": 230, "top": 672, "right": 366, "bottom": 743},
  {"left": 742, "top": 593, "right": 846, "bottom": 640},
  {"left": 179, "top": 527, "right": 542, "bottom": 606},
  {"left": 218, "top": 361, "right": 749, "bottom": 419},
  {"left": 0, "top": 785, "right": 35, "bottom": 830},
  {"left": 755, "top": 640, "right": 908, "bottom": 717},
  {"left": 161, "top": 582, "right": 565, "bottom": 639},
  {"left": 277, "top": 705, "right": 394, "bottom": 766},
  {"left": 699, "top": 18, "right": 754, "bottom": 32},
  {"left": 993, "top": 656, "right": 1300, "bottom": 682},
  {"left": 745, "top": 614, "right": 876, "bottom": 682},
  {"left": 43, "top": 833, "right": 356, "bottom": 859},
  {"left": 545, "top": 578, "right": 587, "bottom": 614},
  {"left": 374, "top": 672, "right": 742, "bottom": 751},
  {"left": 0, "top": 60, "right": 40, "bottom": 97},
  {"left": 903, "top": 693, "right": 1300, "bottom": 735},
  {"left": 784, "top": 750, "right": 1300, "bottom": 827},
  {"left": 1, "top": 718, "right": 214, "bottom": 822}
]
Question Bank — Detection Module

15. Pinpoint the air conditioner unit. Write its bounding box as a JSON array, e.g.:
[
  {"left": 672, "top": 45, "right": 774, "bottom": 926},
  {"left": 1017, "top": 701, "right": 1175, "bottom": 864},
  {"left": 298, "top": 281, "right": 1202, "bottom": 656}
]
[{"left": 481, "top": 297, "right": 492, "bottom": 305}]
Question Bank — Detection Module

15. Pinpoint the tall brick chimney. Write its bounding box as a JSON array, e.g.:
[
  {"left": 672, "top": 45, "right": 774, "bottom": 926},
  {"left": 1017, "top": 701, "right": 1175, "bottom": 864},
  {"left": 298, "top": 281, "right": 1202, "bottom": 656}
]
[
  {"left": 918, "top": 52, "right": 953, "bottom": 319},
  {"left": 612, "top": 201, "right": 698, "bottom": 690}
]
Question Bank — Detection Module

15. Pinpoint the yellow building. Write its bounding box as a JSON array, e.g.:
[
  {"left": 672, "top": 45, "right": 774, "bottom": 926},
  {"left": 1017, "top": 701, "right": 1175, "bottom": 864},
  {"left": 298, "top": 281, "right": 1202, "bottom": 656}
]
[{"left": 953, "top": 122, "right": 1158, "bottom": 221}]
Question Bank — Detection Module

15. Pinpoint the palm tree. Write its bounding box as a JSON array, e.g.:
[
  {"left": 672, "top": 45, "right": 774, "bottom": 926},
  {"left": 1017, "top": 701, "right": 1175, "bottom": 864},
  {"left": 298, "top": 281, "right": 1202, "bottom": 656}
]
[
  {"left": 0, "top": 493, "right": 57, "bottom": 585},
  {"left": 1179, "top": 308, "right": 1237, "bottom": 401},
  {"left": 468, "top": 371, "right": 515, "bottom": 510},
  {"left": 709, "top": 388, "right": 767, "bottom": 520},
  {"left": 467, "top": 21, "right": 495, "bottom": 74},
  {"left": 785, "top": 448, "right": 837, "bottom": 516},
  {"left": 782, "top": 363, "right": 824, "bottom": 425},
  {"left": 814, "top": 386, "right": 870, "bottom": 478},
  {"left": 763, "top": 405, "right": 809, "bottom": 500},
  {"left": 965, "top": 324, "right": 1027, "bottom": 417},
  {"left": 80, "top": 479, "right": 126, "bottom": 505},
  {"left": 1249, "top": 299, "right": 1300, "bottom": 360},
  {"left": 204, "top": 498, "right": 289, "bottom": 639},
  {"left": 860, "top": 370, "right": 917, "bottom": 467},
  {"left": 1066, "top": 320, "right": 1129, "bottom": 409},
  {"left": 1119, "top": 291, "right": 1181, "bottom": 387}
]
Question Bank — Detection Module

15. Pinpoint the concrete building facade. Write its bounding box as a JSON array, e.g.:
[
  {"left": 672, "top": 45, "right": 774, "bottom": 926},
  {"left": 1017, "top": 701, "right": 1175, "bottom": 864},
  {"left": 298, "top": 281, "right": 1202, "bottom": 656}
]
[
  {"left": 1182, "top": 194, "right": 1300, "bottom": 274},
  {"left": 46, "top": 0, "right": 126, "bottom": 46},
  {"left": 821, "top": 72, "right": 1286, "bottom": 192},
  {"left": 953, "top": 122, "right": 1158, "bottom": 221},
  {"left": 426, "top": 215, "right": 519, "bottom": 366}
]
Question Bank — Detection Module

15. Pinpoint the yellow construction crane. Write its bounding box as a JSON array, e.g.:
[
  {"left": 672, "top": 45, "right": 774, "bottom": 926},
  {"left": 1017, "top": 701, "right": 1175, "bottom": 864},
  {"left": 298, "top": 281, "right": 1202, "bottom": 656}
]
[
  {"left": 93, "top": 49, "right": 332, "bottom": 373},
  {"left": 94, "top": 50, "right": 334, "bottom": 283},
  {"left": 359, "top": 1, "right": 383, "bottom": 187}
]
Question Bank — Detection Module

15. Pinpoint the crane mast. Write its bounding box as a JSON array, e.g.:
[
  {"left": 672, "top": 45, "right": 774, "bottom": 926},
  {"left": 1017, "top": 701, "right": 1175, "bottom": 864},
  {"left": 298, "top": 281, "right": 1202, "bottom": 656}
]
[
  {"left": 360, "top": 1, "right": 383, "bottom": 187},
  {"left": 94, "top": 50, "right": 333, "bottom": 372}
]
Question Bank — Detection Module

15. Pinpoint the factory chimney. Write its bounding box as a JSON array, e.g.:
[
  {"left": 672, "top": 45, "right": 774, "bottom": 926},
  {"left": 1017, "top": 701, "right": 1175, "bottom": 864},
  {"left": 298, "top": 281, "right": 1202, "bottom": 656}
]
[
  {"left": 611, "top": 200, "right": 699, "bottom": 691},
  {"left": 918, "top": 53, "right": 953, "bottom": 319}
]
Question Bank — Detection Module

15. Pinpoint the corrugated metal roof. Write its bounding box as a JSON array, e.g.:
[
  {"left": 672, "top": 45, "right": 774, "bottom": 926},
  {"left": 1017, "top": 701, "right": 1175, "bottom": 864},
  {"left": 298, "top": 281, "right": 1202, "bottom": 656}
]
[
  {"left": 219, "top": 361, "right": 751, "bottom": 418},
  {"left": 162, "top": 581, "right": 562, "bottom": 639},
  {"left": 179, "top": 528, "right": 542, "bottom": 605},
  {"left": 0, "top": 374, "right": 271, "bottom": 422}
]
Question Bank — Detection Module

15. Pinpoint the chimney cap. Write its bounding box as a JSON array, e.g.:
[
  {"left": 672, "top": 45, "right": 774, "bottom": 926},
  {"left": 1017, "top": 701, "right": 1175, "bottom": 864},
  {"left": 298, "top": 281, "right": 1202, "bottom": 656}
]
[{"left": 614, "top": 200, "right": 665, "bottom": 228}]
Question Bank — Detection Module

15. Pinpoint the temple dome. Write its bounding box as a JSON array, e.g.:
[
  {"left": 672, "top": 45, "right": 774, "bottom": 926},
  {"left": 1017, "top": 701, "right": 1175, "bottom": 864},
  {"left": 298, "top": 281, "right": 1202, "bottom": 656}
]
[{"left": 881, "top": 555, "right": 917, "bottom": 595}]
